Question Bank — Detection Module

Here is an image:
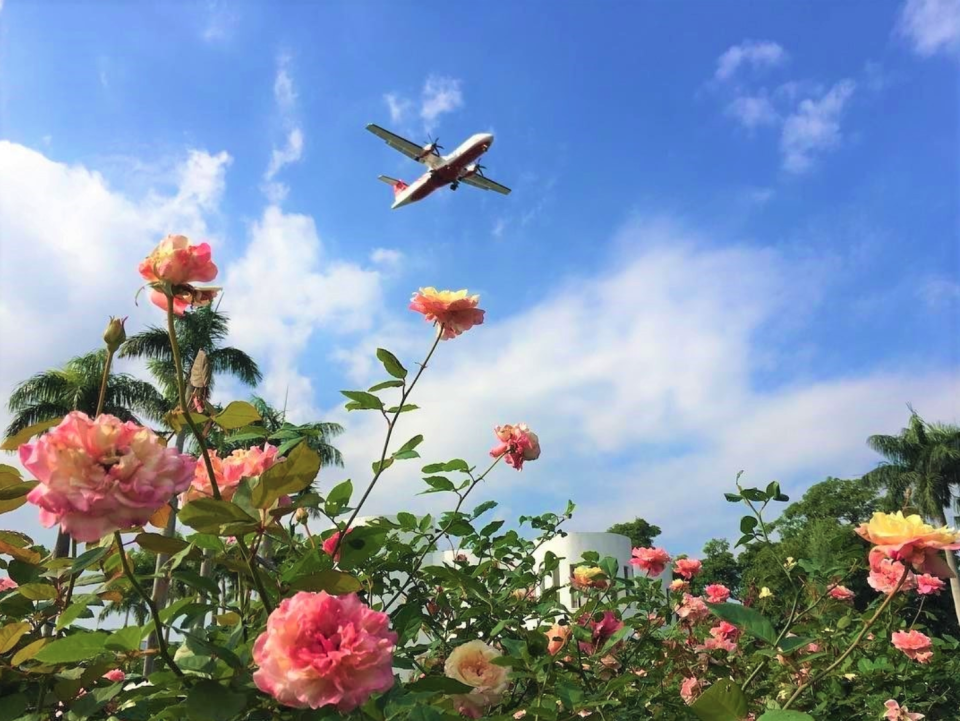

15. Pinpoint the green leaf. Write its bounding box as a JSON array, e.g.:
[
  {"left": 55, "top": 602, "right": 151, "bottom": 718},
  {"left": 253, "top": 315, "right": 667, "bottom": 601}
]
[
  {"left": 372, "top": 457, "right": 394, "bottom": 474},
  {"left": 0, "top": 622, "right": 31, "bottom": 653},
  {"left": 251, "top": 443, "right": 321, "bottom": 509},
  {"left": 289, "top": 570, "right": 362, "bottom": 595},
  {"left": 395, "top": 434, "right": 424, "bottom": 455},
  {"left": 325, "top": 479, "right": 353, "bottom": 515},
  {"left": 0, "top": 692, "right": 27, "bottom": 721},
  {"left": 213, "top": 401, "right": 262, "bottom": 430},
  {"left": 33, "top": 632, "right": 109, "bottom": 663},
  {"left": 17, "top": 583, "right": 57, "bottom": 600},
  {"left": 741, "top": 488, "right": 766, "bottom": 502},
  {"left": 472, "top": 500, "right": 497, "bottom": 519},
  {"left": 69, "top": 545, "right": 110, "bottom": 575},
  {"left": 136, "top": 532, "right": 191, "bottom": 555},
  {"left": 396, "top": 512, "right": 418, "bottom": 530},
  {"left": 405, "top": 676, "right": 474, "bottom": 694},
  {"left": 836, "top": 614, "right": 852, "bottom": 630},
  {"left": 105, "top": 625, "right": 145, "bottom": 652},
  {"left": 0, "top": 481, "right": 38, "bottom": 501},
  {"left": 765, "top": 481, "right": 781, "bottom": 499},
  {"left": 421, "top": 476, "right": 455, "bottom": 493},
  {"left": 186, "top": 679, "right": 247, "bottom": 721},
  {"left": 178, "top": 498, "right": 258, "bottom": 533},
  {"left": 338, "top": 527, "right": 387, "bottom": 569},
  {"left": 734, "top": 534, "right": 754, "bottom": 548},
  {"left": 739, "top": 516, "right": 758, "bottom": 533},
  {"left": 386, "top": 404, "right": 419, "bottom": 413},
  {"left": 55, "top": 601, "right": 93, "bottom": 632},
  {"left": 690, "top": 678, "right": 748, "bottom": 721},
  {"left": 756, "top": 712, "right": 815, "bottom": 721},
  {"left": 0, "top": 417, "right": 61, "bottom": 451},
  {"left": 706, "top": 602, "right": 777, "bottom": 645},
  {"left": 778, "top": 636, "right": 813, "bottom": 653},
  {"left": 368, "top": 380, "right": 405, "bottom": 392},
  {"left": 376, "top": 348, "right": 408, "bottom": 379},
  {"left": 724, "top": 493, "right": 742, "bottom": 503},
  {"left": 340, "top": 390, "right": 384, "bottom": 411}
]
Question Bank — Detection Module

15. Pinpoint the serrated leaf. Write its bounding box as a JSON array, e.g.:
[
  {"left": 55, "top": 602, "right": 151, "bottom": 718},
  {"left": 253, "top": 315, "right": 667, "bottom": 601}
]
[
  {"left": 17, "top": 583, "right": 57, "bottom": 600},
  {"left": 33, "top": 632, "right": 109, "bottom": 663},
  {"left": 250, "top": 443, "right": 321, "bottom": 509},
  {"left": 1, "top": 417, "right": 61, "bottom": 451},
  {"left": 340, "top": 391, "right": 384, "bottom": 411},
  {"left": 690, "top": 678, "right": 748, "bottom": 721},
  {"left": 0, "top": 622, "right": 31, "bottom": 653},
  {"left": 213, "top": 401, "right": 262, "bottom": 430},
  {"left": 405, "top": 676, "right": 474, "bottom": 694},
  {"left": 368, "top": 380, "right": 405, "bottom": 392},
  {"left": 289, "top": 570, "right": 362, "bottom": 595},
  {"left": 0, "top": 481, "right": 38, "bottom": 501},
  {"left": 706, "top": 602, "right": 777, "bottom": 645},
  {"left": 0, "top": 538, "right": 40, "bottom": 564},
  {"left": 376, "top": 348, "right": 408, "bottom": 379}
]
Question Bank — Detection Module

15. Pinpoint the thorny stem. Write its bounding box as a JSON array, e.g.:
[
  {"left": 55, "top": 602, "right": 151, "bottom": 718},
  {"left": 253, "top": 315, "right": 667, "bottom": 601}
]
[
  {"left": 333, "top": 325, "right": 445, "bottom": 558},
  {"left": 95, "top": 349, "right": 114, "bottom": 417},
  {"left": 113, "top": 532, "right": 184, "bottom": 678},
  {"left": 782, "top": 566, "right": 910, "bottom": 709}
]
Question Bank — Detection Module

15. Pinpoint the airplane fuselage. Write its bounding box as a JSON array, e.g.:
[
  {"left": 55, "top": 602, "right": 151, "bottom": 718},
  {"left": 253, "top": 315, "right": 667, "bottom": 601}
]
[{"left": 392, "top": 133, "right": 493, "bottom": 209}]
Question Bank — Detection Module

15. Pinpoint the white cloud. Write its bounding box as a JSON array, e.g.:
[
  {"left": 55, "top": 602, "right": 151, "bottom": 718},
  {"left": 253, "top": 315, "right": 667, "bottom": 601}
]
[
  {"left": 780, "top": 80, "right": 855, "bottom": 174},
  {"left": 383, "top": 75, "right": 464, "bottom": 134},
  {"left": 262, "top": 55, "right": 303, "bottom": 203},
  {"left": 492, "top": 218, "right": 507, "bottom": 239},
  {"left": 384, "top": 93, "right": 413, "bottom": 125},
  {"left": 897, "top": 0, "right": 960, "bottom": 57},
  {"left": 370, "top": 248, "right": 404, "bottom": 267},
  {"left": 917, "top": 275, "right": 960, "bottom": 307},
  {"left": 725, "top": 94, "right": 779, "bottom": 129},
  {"left": 201, "top": 0, "right": 240, "bottom": 43},
  {"left": 715, "top": 40, "right": 787, "bottom": 82},
  {"left": 273, "top": 53, "right": 297, "bottom": 112}
]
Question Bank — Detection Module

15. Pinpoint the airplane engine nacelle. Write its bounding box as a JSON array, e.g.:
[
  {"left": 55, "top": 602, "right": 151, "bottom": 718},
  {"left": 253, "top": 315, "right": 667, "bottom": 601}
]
[{"left": 460, "top": 164, "right": 480, "bottom": 179}]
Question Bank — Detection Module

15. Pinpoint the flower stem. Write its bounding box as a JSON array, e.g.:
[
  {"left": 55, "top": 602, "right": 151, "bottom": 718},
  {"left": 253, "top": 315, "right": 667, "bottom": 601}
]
[
  {"left": 113, "top": 532, "right": 184, "bottom": 678},
  {"left": 782, "top": 566, "right": 909, "bottom": 709},
  {"left": 333, "top": 325, "right": 444, "bottom": 558},
  {"left": 95, "top": 349, "right": 114, "bottom": 417}
]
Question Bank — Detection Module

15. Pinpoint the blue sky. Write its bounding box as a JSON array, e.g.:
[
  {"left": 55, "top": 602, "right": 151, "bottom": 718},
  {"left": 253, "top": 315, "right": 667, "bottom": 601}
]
[{"left": 1, "top": 1, "right": 958, "bottom": 553}]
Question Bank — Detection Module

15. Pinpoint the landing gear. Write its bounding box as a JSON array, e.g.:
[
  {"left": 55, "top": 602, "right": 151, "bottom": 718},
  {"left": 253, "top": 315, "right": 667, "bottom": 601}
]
[{"left": 450, "top": 182, "right": 459, "bottom": 191}]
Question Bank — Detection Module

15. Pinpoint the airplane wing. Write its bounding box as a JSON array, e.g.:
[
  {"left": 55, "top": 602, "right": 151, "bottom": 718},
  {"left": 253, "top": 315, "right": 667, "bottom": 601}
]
[
  {"left": 366, "top": 124, "right": 442, "bottom": 169},
  {"left": 461, "top": 173, "right": 512, "bottom": 195}
]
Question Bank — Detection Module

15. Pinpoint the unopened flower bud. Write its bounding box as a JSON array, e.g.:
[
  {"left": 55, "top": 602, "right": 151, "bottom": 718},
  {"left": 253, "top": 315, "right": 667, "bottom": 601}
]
[
  {"left": 103, "top": 316, "right": 127, "bottom": 353},
  {"left": 295, "top": 507, "right": 309, "bottom": 524}
]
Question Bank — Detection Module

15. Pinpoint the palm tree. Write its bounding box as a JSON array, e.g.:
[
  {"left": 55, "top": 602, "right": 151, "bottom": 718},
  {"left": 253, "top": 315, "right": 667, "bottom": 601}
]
[
  {"left": 247, "top": 394, "right": 344, "bottom": 467},
  {"left": 867, "top": 411, "right": 960, "bottom": 626}
]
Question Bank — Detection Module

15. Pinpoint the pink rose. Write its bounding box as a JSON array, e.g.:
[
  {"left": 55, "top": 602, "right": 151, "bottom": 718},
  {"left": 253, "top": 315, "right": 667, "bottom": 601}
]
[
  {"left": 891, "top": 630, "right": 933, "bottom": 663},
  {"left": 828, "top": 585, "right": 855, "bottom": 602},
  {"left": 489, "top": 424, "right": 541, "bottom": 471},
  {"left": 578, "top": 611, "right": 624, "bottom": 655},
  {"left": 0, "top": 577, "right": 18, "bottom": 592},
  {"left": 444, "top": 640, "right": 509, "bottom": 718},
  {"left": 139, "top": 234, "right": 218, "bottom": 286},
  {"left": 705, "top": 584, "right": 731, "bottom": 604},
  {"left": 102, "top": 669, "right": 125, "bottom": 683},
  {"left": 868, "top": 553, "right": 916, "bottom": 595},
  {"left": 884, "top": 699, "right": 925, "bottom": 720},
  {"left": 21, "top": 412, "right": 195, "bottom": 542},
  {"left": 702, "top": 620, "right": 740, "bottom": 653},
  {"left": 409, "top": 287, "right": 485, "bottom": 340},
  {"left": 680, "top": 677, "right": 704, "bottom": 704},
  {"left": 915, "top": 573, "right": 945, "bottom": 596},
  {"left": 629, "top": 547, "right": 671, "bottom": 577},
  {"left": 148, "top": 287, "right": 219, "bottom": 316},
  {"left": 675, "top": 594, "right": 710, "bottom": 625},
  {"left": 673, "top": 558, "right": 702, "bottom": 580},
  {"left": 182, "top": 444, "right": 282, "bottom": 505},
  {"left": 253, "top": 592, "right": 396, "bottom": 711}
]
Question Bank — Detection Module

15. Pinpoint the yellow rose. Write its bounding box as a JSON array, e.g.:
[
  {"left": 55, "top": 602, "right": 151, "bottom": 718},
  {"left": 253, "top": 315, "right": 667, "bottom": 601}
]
[
  {"left": 571, "top": 566, "right": 608, "bottom": 590},
  {"left": 759, "top": 587, "right": 773, "bottom": 599},
  {"left": 856, "top": 511, "right": 960, "bottom": 549}
]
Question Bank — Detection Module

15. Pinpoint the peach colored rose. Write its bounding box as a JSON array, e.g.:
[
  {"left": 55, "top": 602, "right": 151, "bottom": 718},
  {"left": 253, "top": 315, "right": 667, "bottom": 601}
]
[
  {"left": 705, "top": 583, "right": 731, "bottom": 604},
  {"left": 489, "top": 424, "right": 541, "bottom": 471},
  {"left": 0, "top": 577, "right": 18, "bottom": 592},
  {"left": 680, "top": 677, "right": 704, "bottom": 704},
  {"left": 21, "top": 412, "right": 195, "bottom": 542},
  {"left": 322, "top": 528, "right": 353, "bottom": 562},
  {"left": 546, "top": 622, "right": 572, "bottom": 656},
  {"left": 444, "top": 640, "right": 509, "bottom": 718},
  {"left": 884, "top": 700, "right": 925, "bottom": 720},
  {"left": 571, "top": 566, "right": 607, "bottom": 590},
  {"left": 891, "top": 630, "right": 933, "bottom": 663},
  {"left": 409, "top": 287, "right": 485, "bottom": 340},
  {"left": 915, "top": 573, "right": 945, "bottom": 595},
  {"left": 253, "top": 592, "right": 396, "bottom": 711},
  {"left": 676, "top": 594, "right": 710, "bottom": 625},
  {"left": 857, "top": 511, "right": 960, "bottom": 578},
  {"left": 702, "top": 621, "right": 740, "bottom": 653},
  {"left": 102, "top": 669, "right": 125, "bottom": 683},
  {"left": 669, "top": 579, "right": 689, "bottom": 594},
  {"left": 139, "top": 234, "right": 218, "bottom": 286},
  {"left": 630, "top": 546, "right": 670, "bottom": 577},
  {"left": 828, "top": 585, "right": 855, "bottom": 602},
  {"left": 182, "top": 444, "right": 282, "bottom": 505},
  {"left": 673, "top": 558, "right": 702, "bottom": 580},
  {"left": 868, "top": 553, "right": 916, "bottom": 595}
]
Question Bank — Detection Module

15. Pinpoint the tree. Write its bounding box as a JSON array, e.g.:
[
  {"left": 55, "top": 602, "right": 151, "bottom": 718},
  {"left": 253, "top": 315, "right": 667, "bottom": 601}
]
[
  {"left": 692, "top": 538, "right": 740, "bottom": 596},
  {"left": 607, "top": 518, "right": 662, "bottom": 549},
  {"left": 776, "top": 476, "right": 884, "bottom": 539},
  {"left": 866, "top": 411, "right": 960, "bottom": 625}
]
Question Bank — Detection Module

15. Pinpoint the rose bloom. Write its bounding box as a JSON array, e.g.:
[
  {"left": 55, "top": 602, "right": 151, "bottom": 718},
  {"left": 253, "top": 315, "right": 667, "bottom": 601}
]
[
  {"left": 21, "top": 412, "right": 195, "bottom": 542},
  {"left": 253, "top": 591, "right": 396, "bottom": 711},
  {"left": 673, "top": 558, "right": 702, "bottom": 580},
  {"left": 704, "top": 584, "right": 731, "bottom": 604},
  {"left": 0, "top": 577, "right": 18, "bottom": 592},
  {"left": 578, "top": 610, "right": 624, "bottom": 655},
  {"left": 680, "top": 677, "right": 704, "bottom": 704},
  {"left": 409, "top": 287, "right": 485, "bottom": 340},
  {"left": 182, "top": 444, "right": 281, "bottom": 505},
  {"left": 571, "top": 566, "right": 608, "bottom": 590},
  {"left": 675, "top": 594, "right": 710, "bottom": 625},
  {"left": 868, "top": 553, "right": 916, "bottom": 595},
  {"left": 629, "top": 546, "right": 671, "bottom": 577},
  {"left": 102, "top": 669, "right": 125, "bottom": 683},
  {"left": 856, "top": 511, "right": 960, "bottom": 578},
  {"left": 669, "top": 579, "right": 689, "bottom": 594},
  {"left": 489, "top": 424, "right": 541, "bottom": 471},
  {"left": 545, "top": 622, "right": 572, "bottom": 656},
  {"left": 758, "top": 586, "right": 773, "bottom": 599},
  {"left": 149, "top": 286, "right": 219, "bottom": 316},
  {"left": 444, "top": 640, "right": 509, "bottom": 719},
  {"left": 884, "top": 700, "right": 925, "bottom": 721},
  {"left": 891, "top": 630, "right": 933, "bottom": 664},
  {"left": 915, "top": 573, "right": 946, "bottom": 596},
  {"left": 702, "top": 621, "right": 740, "bottom": 653},
  {"left": 139, "top": 235, "right": 220, "bottom": 315},
  {"left": 322, "top": 528, "right": 354, "bottom": 562},
  {"left": 828, "top": 585, "right": 856, "bottom": 602}
]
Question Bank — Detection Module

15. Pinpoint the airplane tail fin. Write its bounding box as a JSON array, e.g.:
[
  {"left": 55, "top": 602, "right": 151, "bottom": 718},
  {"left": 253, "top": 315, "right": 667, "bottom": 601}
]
[{"left": 378, "top": 175, "right": 408, "bottom": 197}]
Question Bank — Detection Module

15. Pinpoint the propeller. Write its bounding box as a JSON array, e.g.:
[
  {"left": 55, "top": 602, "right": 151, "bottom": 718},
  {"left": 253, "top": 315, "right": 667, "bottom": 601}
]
[
  {"left": 423, "top": 136, "right": 444, "bottom": 155},
  {"left": 473, "top": 163, "right": 487, "bottom": 177}
]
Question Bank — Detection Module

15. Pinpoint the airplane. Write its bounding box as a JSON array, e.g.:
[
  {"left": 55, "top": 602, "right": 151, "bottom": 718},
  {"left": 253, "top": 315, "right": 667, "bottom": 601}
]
[{"left": 366, "top": 123, "right": 511, "bottom": 209}]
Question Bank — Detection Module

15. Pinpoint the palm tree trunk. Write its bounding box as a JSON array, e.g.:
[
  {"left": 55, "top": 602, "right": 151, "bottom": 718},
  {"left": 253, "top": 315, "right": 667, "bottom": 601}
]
[
  {"left": 143, "top": 429, "right": 187, "bottom": 675},
  {"left": 934, "top": 509, "right": 960, "bottom": 627}
]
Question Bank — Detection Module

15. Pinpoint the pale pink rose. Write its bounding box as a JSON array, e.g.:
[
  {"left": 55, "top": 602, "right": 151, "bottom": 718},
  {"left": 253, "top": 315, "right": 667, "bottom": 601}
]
[
  {"left": 680, "top": 677, "right": 704, "bottom": 704},
  {"left": 891, "top": 630, "right": 933, "bottom": 663},
  {"left": 409, "top": 288, "right": 485, "bottom": 340},
  {"left": 445, "top": 640, "right": 509, "bottom": 718},
  {"left": 702, "top": 621, "right": 740, "bottom": 653},
  {"left": 669, "top": 579, "right": 689, "bottom": 594},
  {"left": 704, "top": 584, "right": 731, "bottom": 604},
  {"left": 673, "top": 558, "right": 702, "bottom": 580},
  {"left": 182, "top": 444, "right": 282, "bottom": 505},
  {"left": 102, "top": 669, "right": 125, "bottom": 683},
  {"left": 21, "top": 412, "right": 194, "bottom": 542},
  {"left": 139, "top": 234, "right": 218, "bottom": 286},
  {"left": 675, "top": 594, "right": 710, "bottom": 625},
  {"left": 0, "top": 577, "right": 18, "bottom": 592},
  {"left": 828, "top": 585, "right": 855, "bottom": 602},
  {"left": 489, "top": 424, "right": 541, "bottom": 471},
  {"left": 884, "top": 699, "right": 925, "bottom": 720},
  {"left": 253, "top": 592, "right": 396, "bottom": 711},
  {"left": 546, "top": 623, "right": 571, "bottom": 656},
  {"left": 915, "top": 573, "right": 945, "bottom": 596},
  {"left": 578, "top": 611, "right": 624, "bottom": 655},
  {"left": 513, "top": 712, "right": 528, "bottom": 720},
  {"left": 629, "top": 546, "right": 671, "bottom": 577},
  {"left": 322, "top": 528, "right": 354, "bottom": 562},
  {"left": 868, "top": 553, "right": 916, "bottom": 595}
]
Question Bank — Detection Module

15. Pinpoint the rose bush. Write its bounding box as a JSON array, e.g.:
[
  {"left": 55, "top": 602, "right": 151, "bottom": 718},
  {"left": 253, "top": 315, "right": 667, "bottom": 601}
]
[{"left": 0, "top": 233, "right": 958, "bottom": 720}]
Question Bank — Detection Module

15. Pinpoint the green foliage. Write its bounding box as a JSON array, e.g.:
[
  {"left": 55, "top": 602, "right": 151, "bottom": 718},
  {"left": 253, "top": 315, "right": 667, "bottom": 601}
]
[{"left": 605, "top": 517, "right": 661, "bottom": 548}]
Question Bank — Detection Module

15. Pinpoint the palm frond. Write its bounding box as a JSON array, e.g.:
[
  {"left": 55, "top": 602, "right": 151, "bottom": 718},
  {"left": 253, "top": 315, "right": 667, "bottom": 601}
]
[{"left": 210, "top": 347, "right": 262, "bottom": 386}]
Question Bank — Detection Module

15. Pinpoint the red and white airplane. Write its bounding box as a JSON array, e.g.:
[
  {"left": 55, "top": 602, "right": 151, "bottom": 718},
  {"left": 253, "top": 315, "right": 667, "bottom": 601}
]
[{"left": 366, "top": 123, "right": 511, "bottom": 209}]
